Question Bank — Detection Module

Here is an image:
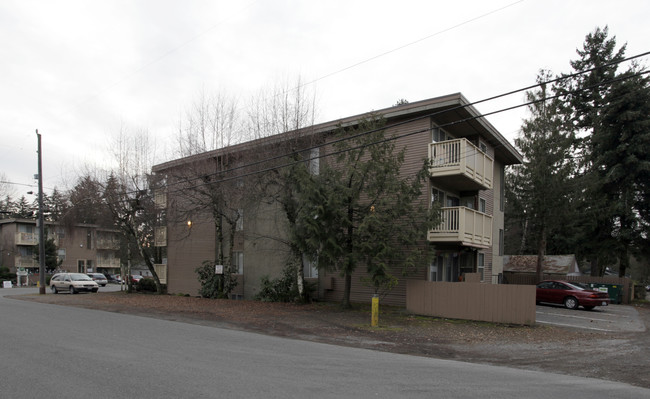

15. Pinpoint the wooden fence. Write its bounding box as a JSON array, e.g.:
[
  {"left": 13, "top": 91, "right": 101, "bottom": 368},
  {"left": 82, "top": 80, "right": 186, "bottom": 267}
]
[{"left": 406, "top": 280, "right": 536, "bottom": 325}]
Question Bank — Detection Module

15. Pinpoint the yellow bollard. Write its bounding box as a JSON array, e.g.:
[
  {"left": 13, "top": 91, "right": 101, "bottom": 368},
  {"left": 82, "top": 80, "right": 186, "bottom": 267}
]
[{"left": 371, "top": 295, "right": 379, "bottom": 327}]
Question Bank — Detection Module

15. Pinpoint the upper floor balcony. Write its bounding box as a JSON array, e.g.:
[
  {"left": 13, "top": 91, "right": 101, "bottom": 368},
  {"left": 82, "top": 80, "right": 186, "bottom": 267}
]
[
  {"left": 15, "top": 232, "right": 38, "bottom": 246},
  {"left": 97, "top": 257, "right": 120, "bottom": 268},
  {"left": 154, "top": 226, "right": 167, "bottom": 247},
  {"left": 428, "top": 207, "right": 492, "bottom": 249},
  {"left": 96, "top": 237, "right": 120, "bottom": 250},
  {"left": 16, "top": 255, "right": 37, "bottom": 268},
  {"left": 428, "top": 138, "right": 494, "bottom": 191}
]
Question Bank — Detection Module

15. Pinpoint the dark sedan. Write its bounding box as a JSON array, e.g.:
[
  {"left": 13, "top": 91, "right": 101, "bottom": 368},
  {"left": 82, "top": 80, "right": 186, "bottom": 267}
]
[{"left": 536, "top": 280, "right": 610, "bottom": 310}]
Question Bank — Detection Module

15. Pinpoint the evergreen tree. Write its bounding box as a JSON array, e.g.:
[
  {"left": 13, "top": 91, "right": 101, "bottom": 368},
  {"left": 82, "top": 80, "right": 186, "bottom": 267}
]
[
  {"left": 559, "top": 26, "right": 649, "bottom": 277},
  {"left": 510, "top": 71, "right": 576, "bottom": 280},
  {"left": 593, "top": 68, "right": 650, "bottom": 277},
  {"left": 296, "top": 116, "right": 436, "bottom": 308}
]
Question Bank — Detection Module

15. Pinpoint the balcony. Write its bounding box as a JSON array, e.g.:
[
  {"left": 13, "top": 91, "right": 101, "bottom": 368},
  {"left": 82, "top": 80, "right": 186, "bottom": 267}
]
[
  {"left": 16, "top": 256, "right": 37, "bottom": 268},
  {"left": 428, "top": 138, "right": 493, "bottom": 191},
  {"left": 15, "top": 232, "right": 38, "bottom": 245},
  {"left": 154, "top": 226, "right": 167, "bottom": 247},
  {"left": 428, "top": 207, "right": 492, "bottom": 248},
  {"left": 96, "top": 237, "right": 120, "bottom": 250},
  {"left": 97, "top": 258, "right": 120, "bottom": 268}
]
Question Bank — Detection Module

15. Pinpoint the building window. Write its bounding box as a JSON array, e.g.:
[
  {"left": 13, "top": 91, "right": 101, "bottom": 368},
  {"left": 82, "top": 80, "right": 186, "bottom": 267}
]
[
  {"left": 86, "top": 230, "right": 92, "bottom": 249},
  {"left": 477, "top": 253, "right": 485, "bottom": 282},
  {"left": 429, "top": 255, "right": 443, "bottom": 281},
  {"left": 232, "top": 252, "right": 243, "bottom": 274},
  {"left": 479, "top": 198, "right": 486, "bottom": 213},
  {"left": 500, "top": 166, "right": 505, "bottom": 212},
  {"left": 478, "top": 140, "right": 488, "bottom": 153},
  {"left": 431, "top": 188, "right": 445, "bottom": 206},
  {"left": 499, "top": 229, "right": 504, "bottom": 256},
  {"left": 57, "top": 249, "right": 66, "bottom": 262},
  {"left": 309, "top": 148, "right": 320, "bottom": 176},
  {"left": 302, "top": 254, "right": 318, "bottom": 278},
  {"left": 236, "top": 209, "right": 243, "bottom": 231}
]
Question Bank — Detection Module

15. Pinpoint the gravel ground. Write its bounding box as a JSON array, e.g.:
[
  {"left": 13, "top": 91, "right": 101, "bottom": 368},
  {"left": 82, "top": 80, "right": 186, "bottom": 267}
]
[{"left": 14, "top": 291, "right": 650, "bottom": 389}]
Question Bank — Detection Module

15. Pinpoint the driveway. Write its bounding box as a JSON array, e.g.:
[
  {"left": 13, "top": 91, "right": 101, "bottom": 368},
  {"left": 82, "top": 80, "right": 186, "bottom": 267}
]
[{"left": 536, "top": 304, "right": 646, "bottom": 332}]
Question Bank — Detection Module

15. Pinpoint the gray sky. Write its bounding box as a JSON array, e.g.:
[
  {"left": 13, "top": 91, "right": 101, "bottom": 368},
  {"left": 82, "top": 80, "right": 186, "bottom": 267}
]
[{"left": 1, "top": 0, "right": 649, "bottom": 195}]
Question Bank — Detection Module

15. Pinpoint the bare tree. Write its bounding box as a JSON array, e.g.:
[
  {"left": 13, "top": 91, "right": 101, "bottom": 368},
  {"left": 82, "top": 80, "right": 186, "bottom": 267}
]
[
  {"left": 175, "top": 89, "right": 241, "bottom": 157},
  {"left": 103, "top": 125, "right": 165, "bottom": 293}
]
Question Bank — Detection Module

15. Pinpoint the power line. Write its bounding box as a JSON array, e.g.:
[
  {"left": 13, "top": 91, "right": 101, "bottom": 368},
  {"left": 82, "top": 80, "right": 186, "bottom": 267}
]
[{"left": 159, "top": 52, "right": 650, "bottom": 196}]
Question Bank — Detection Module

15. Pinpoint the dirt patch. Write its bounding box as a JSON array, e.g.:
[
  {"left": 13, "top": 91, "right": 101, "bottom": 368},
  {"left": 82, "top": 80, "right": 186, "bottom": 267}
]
[{"left": 14, "top": 291, "right": 650, "bottom": 388}]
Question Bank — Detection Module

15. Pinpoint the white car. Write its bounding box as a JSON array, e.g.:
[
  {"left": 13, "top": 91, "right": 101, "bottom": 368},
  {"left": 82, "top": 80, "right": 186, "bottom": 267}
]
[{"left": 50, "top": 273, "right": 99, "bottom": 294}]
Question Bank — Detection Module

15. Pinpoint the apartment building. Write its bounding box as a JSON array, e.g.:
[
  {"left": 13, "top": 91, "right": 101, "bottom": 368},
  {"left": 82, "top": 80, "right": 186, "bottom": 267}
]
[
  {"left": 152, "top": 93, "right": 522, "bottom": 305},
  {"left": 0, "top": 218, "right": 121, "bottom": 282}
]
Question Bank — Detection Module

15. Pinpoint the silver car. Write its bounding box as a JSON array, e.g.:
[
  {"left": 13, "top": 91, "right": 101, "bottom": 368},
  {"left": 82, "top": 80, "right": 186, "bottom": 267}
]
[
  {"left": 86, "top": 273, "right": 108, "bottom": 287},
  {"left": 50, "top": 273, "right": 99, "bottom": 294}
]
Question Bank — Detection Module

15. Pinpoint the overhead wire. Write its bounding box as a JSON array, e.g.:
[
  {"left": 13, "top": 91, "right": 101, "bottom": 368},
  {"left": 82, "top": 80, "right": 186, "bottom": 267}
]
[{"left": 159, "top": 52, "right": 650, "bottom": 197}]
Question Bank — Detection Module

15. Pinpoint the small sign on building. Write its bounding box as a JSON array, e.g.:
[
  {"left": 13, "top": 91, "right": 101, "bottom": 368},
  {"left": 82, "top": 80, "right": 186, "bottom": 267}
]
[{"left": 215, "top": 265, "right": 223, "bottom": 275}]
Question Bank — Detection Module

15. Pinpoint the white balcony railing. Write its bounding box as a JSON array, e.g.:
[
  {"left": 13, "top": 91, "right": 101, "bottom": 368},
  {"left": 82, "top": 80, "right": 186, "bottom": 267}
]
[
  {"left": 15, "top": 232, "right": 38, "bottom": 246},
  {"left": 154, "top": 226, "right": 167, "bottom": 247},
  {"left": 428, "top": 207, "right": 492, "bottom": 248},
  {"left": 429, "top": 138, "right": 494, "bottom": 190}
]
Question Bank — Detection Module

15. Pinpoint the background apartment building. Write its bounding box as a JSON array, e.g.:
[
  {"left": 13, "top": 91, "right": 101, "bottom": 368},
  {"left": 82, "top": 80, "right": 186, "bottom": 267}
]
[{"left": 0, "top": 218, "right": 121, "bottom": 283}]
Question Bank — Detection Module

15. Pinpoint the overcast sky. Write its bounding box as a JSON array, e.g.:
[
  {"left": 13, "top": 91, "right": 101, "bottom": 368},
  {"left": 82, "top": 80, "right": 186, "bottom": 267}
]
[{"left": 1, "top": 0, "right": 649, "bottom": 196}]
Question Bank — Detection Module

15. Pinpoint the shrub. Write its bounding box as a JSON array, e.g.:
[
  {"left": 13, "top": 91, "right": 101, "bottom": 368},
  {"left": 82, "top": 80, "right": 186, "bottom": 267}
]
[
  {"left": 195, "top": 260, "right": 238, "bottom": 299},
  {"left": 136, "top": 278, "right": 157, "bottom": 292},
  {"left": 255, "top": 265, "right": 301, "bottom": 302}
]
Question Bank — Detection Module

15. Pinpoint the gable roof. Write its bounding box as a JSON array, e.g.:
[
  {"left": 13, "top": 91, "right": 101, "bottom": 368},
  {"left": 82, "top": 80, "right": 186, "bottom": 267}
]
[
  {"left": 153, "top": 92, "right": 523, "bottom": 173},
  {"left": 503, "top": 255, "right": 582, "bottom": 276}
]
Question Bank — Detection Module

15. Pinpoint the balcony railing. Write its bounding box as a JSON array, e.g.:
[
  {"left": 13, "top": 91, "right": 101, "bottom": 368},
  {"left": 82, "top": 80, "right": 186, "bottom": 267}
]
[
  {"left": 154, "top": 226, "right": 167, "bottom": 247},
  {"left": 15, "top": 232, "right": 38, "bottom": 245},
  {"left": 96, "top": 237, "right": 120, "bottom": 250},
  {"left": 428, "top": 138, "right": 494, "bottom": 190},
  {"left": 16, "top": 256, "right": 37, "bottom": 268},
  {"left": 428, "top": 207, "right": 492, "bottom": 248},
  {"left": 96, "top": 258, "right": 121, "bottom": 268}
]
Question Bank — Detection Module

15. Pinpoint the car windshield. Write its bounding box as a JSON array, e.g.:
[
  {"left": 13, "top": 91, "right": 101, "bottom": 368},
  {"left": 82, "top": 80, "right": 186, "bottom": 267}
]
[{"left": 70, "top": 274, "right": 92, "bottom": 281}]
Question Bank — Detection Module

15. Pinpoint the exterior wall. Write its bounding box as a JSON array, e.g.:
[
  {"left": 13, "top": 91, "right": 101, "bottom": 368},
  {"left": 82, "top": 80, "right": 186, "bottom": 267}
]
[
  {"left": 167, "top": 212, "right": 216, "bottom": 296},
  {"left": 491, "top": 160, "right": 506, "bottom": 283}
]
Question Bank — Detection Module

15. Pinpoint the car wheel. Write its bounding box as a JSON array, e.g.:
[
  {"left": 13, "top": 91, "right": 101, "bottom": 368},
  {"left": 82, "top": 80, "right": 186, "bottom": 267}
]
[
  {"left": 51, "top": 286, "right": 58, "bottom": 294},
  {"left": 583, "top": 306, "right": 595, "bottom": 311},
  {"left": 69, "top": 286, "right": 76, "bottom": 295},
  {"left": 564, "top": 296, "right": 578, "bottom": 310}
]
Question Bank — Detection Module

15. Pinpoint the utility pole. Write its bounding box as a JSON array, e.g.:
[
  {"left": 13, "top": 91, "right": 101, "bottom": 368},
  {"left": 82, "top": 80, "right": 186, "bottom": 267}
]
[{"left": 36, "top": 130, "right": 46, "bottom": 295}]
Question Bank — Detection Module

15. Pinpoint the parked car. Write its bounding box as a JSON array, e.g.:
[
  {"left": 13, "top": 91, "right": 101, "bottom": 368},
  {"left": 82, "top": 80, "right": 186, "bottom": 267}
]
[
  {"left": 86, "top": 272, "right": 108, "bottom": 286},
  {"left": 50, "top": 273, "right": 99, "bottom": 294},
  {"left": 536, "top": 280, "right": 610, "bottom": 310},
  {"left": 130, "top": 275, "right": 144, "bottom": 284}
]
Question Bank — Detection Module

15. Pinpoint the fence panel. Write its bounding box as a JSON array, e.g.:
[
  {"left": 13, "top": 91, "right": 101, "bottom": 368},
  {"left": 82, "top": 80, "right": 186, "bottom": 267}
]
[{"left": 406, "top": 280, "right": 536, "bottom": 325}]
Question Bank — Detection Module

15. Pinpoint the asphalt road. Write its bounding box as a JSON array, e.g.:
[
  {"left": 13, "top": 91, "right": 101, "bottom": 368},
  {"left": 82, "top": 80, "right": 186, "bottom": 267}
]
[
  {"left": 2, "top": 287, "right": 649, "bottom": 398},
  {"left": 536, "top": 303, "right": 646, "bottom": 332}
]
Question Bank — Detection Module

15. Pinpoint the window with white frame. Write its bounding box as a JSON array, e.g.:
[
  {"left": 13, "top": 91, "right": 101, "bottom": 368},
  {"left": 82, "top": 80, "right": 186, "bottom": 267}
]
[
  {"left": 477, "top": 253, "right": 485, "bottom": 282},
  {"left": 309, "top": 148, "right": 320, "bottom": 176},
  {"left": 478, "top": 140, "right": 488, "bottom": 153},
  {"left": 232, "top": 252, "right": 243, "bottom": 274},
  {"left": 302, "top": 254, "right": 318, "bottom": 278},
  {"left": 479, "top": 198, "right": 486, "bottom": 213},
  {"left": 431, "top": 188, "right": 445, "bottom": 206},
  {"left": 499, "top": 229, "right": 504, "bottom": 256},
  {"left": 236, "top": 209, "right": 243, "bottom": 231},
  {"left": 57, "top": 248, "right": 66, "bottom": 261}
]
